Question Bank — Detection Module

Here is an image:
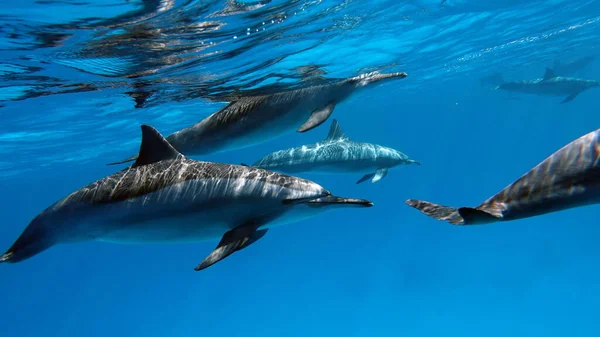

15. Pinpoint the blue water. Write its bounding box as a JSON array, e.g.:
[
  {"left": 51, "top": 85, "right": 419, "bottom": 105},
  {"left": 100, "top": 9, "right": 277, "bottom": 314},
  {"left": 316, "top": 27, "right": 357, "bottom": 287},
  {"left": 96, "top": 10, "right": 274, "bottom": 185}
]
[{"left": 1, "top": 0, "right": 600, "bottom": 336}]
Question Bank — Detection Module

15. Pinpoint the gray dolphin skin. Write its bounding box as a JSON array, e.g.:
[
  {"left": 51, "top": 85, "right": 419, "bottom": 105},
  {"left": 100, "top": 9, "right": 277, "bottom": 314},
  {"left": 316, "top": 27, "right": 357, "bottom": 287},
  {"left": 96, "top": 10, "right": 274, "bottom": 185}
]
[
  {"left": 405, "top": 128, "right": 600, "bottom": 225},
  {"left": 495, "top": 68, "right": 600, "bottom": 103},
  {"left": 1, "top": 125, "right": 372, "bottom": 271},
  {"left": 108, "top": 71, "right": 407, "bottom": 165},
  {"left": 248, "top": 119, "right": 420, "bottom": 184}
]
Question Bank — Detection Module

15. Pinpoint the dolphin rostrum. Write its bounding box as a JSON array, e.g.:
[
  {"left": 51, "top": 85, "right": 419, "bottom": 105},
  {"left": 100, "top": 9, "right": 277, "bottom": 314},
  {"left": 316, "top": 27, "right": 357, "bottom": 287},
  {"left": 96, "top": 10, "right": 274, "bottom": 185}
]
[
  {"left": 108, "top": 71, "right": 407, "bottom": 165},
  {"left": 494, "top": 68, "right": 600, "bottom": 103},
  {"left": 406, "top": 127, "right": 600, "bottom": 225},
  {"left": 247, "top": 119, "right": 420, "bottom": 184},
  {"left": 1, "top": 125, "right": 373, "bottom": 271}
]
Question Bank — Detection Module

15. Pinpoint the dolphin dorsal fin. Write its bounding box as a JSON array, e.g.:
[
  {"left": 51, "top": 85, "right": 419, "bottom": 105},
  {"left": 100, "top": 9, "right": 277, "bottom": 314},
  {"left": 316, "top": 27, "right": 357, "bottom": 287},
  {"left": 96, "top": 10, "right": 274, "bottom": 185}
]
[
  {"left": 543, "top": 67, "right": 556, "bottom": 80},
  {"left": 132, "top": 125, "right": 182, "bottom": 167},
  {"left": 324, "top": 119, "right": 349, "bottom": 142}
]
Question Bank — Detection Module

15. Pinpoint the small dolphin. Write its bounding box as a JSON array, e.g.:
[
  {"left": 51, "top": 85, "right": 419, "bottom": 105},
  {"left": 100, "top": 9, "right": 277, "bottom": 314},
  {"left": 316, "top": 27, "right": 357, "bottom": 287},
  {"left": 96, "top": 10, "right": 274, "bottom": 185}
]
[
  {"left": 494, "top": 68, "right": 600, "bottom": 103},
  {"left": 247, "top": 119, "right": 420, "bottom": 184},
  {"left": 1, "top": 125, "right": 372, "bottom": 271},
  {"left": 108, "top": 71, "right": 407, "bottom": 165},
  {"left": 406, "top": 127, "right": 600, "bottom": 225},
  {"left": 552, "top": 56, "right": 595, "bottom": 77}
]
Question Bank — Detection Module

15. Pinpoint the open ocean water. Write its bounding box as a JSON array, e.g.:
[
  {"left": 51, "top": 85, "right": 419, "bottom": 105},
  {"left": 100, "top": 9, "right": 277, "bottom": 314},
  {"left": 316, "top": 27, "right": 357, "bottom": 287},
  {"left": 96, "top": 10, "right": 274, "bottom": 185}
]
[{"left": 1, "top": 0, "right": 600, "bottom": 336}]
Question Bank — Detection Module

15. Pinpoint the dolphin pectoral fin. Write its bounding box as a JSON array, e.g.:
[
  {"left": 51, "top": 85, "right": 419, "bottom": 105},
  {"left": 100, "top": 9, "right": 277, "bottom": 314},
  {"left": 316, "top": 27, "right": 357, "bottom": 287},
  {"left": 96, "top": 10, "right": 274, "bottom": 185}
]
[
  {"left": 297, "top": 103, "right": 336, "bottom": 133},
  {"left": 194, "top": 223, "right": 264, "bottom": 271},
  {"left": 107, "top": 155, "right": 138, "bottom": 166},
  {"left": 236, "top": 229, "right": 268, "bottom": 251},
  {"left": 371, "top": 168, "right": 388, "bottom": 183},
  {"left": 0, "top": 252, "right": 13, "bottom": 263},
  {"left": 561, "top": 92, "right": 580, "bottom": 104},
  {"left": 356, "top": 173, "right": 375, "bottom": 184}
]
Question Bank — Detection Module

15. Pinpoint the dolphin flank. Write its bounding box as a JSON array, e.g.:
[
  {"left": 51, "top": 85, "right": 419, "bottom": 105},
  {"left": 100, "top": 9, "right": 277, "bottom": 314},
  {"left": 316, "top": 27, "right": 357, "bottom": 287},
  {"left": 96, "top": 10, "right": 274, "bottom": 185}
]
[
  {"left": 1, "top": 125, "right": 373, "bottom": 271},
  {"left": 108, "top": 71, "right": 407, "bottom": 165},
  {"left": 494, "top": 67, "right": 600, "bottom": 103},
  {"left": 248, "top": 119, "right": 420, "bottom": 184},
  {"left": 405, "top": 127, "right": 600, "bottom": 225}
]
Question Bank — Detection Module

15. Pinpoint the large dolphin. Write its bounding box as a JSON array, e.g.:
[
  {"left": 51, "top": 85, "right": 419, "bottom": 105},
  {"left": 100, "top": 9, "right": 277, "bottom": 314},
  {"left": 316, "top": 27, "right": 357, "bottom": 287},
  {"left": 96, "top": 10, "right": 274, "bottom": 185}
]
[
  {"left": 108, "top": 71, "right": 407, "bottom": 165},
  {"left": 494, "top": 68, "right": 600, "bottom": 103},
  {"left": 405, "top": 127, "right": 600, "bottom": 225},
  {"left": 1, "top": 125, "right": 373, "bottom": 271},
  {"left": 247, "top": 119, "right": 420, "bottom": 184}
]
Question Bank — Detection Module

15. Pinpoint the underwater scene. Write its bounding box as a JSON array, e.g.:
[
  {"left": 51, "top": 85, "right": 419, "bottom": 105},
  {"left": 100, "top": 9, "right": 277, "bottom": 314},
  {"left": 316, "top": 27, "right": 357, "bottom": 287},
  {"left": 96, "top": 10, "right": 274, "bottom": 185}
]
[{"left": 1, "top": 0, "right": 600, "bottom": 336}]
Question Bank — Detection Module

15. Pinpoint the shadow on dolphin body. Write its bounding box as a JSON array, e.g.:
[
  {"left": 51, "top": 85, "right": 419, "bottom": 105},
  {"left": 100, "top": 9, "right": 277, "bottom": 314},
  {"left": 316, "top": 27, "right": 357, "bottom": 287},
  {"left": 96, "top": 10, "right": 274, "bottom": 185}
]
[
  {"left": 246, "top": 119, "right": 421, "bottom": 184},
  {"left": 107, "top": 71, "right": 407, "bottom": 165},
  {"left": 1, "top": 125, "right": 372, "bottom": 271},
  {"left": 406, "top": 127, "right": 600, "bottom": 225}
]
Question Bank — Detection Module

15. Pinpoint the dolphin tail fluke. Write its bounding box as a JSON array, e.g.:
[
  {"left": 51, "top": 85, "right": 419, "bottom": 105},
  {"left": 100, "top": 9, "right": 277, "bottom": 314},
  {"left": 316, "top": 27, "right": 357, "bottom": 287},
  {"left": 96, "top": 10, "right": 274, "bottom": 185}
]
[
  {"left": 405, "top": 199, "right": 501, "bottom": 225},
  {"left": 107, "top": 155, "right": 138, "bottom": 166},
  {"left": 406, "top": 199, "right": 464, "bottom": 224}
]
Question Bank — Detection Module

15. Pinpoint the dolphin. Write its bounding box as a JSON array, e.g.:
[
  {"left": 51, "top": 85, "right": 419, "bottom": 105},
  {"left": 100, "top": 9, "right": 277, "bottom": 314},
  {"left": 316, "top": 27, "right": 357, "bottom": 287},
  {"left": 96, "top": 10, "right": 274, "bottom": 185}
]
[
  {"left": 552, "top": 56, "right": 595, "bottom": 77},
  {"left": 405, "top": 127, "right": 600, "bottom": 225},
  {"left": 1, "top": 125, "right": 373, "bottom": 271},
  {"left": 247, "top": 119, "right": 420, "bottom": 184},
  {"left": 494, "top": 68, "right": 600, "bottom": 103},
  {"left": 108, "top": 71, "right": 408, "bottom": 165}
]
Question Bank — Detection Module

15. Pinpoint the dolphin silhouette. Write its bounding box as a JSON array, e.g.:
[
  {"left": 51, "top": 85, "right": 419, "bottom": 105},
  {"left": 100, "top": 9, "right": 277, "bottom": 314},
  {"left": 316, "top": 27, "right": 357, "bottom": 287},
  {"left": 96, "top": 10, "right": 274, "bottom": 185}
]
[
  {"left": 248, "top": 119, "right": 420, "bottom": 184},
  {"left": 108, "top": 71, "right": 407, "bottom": 165},
  {"left": 494, "top": 68, "right": 600, "bottom": 103},
  {"left": 406, "top": 127, "right": 600, "bottom": 225},
  {"left": 1, "top": 125, "right": 373, "bottom": 271}
]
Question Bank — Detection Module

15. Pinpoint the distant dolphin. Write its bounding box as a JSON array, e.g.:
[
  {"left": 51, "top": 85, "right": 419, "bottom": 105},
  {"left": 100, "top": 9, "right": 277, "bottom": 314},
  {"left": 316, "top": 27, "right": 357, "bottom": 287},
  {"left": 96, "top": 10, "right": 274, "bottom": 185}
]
[
  {"left": 494, "top": 68, "right": 600, "bottom": 103},
  {"left": 406, "top": 127, "right": 600, "bottom": 225},
  {"left": 247, "top": 119, "right": 420, "bottom": 184},
  {"left": 108, "top": 71, "right": 408, "bottom": 165},
  {"left": 1, "top": 125, "right": 372, "bottom": 271},
  {"left": 552, "top": 56, "right": 595, "bottom": 77}
]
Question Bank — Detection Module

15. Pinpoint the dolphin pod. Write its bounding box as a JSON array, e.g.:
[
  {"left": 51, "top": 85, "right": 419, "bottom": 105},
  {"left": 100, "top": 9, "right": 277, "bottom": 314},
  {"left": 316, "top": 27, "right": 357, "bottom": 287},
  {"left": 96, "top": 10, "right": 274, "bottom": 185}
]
[
  {"left": 406, "top": 127, "right": 600, "bottom": 225},
  {"left": 108, "top": 71, "right": 407, "bottom": 165},
  {"left": 4, "top": 64, "right": 600, "bottom": 273},
  {"left": 0, "top": 125, "right": 372, "bottom": 271},
  {"left": 247, "top": 119, "right": 420, "bottom": 184}
]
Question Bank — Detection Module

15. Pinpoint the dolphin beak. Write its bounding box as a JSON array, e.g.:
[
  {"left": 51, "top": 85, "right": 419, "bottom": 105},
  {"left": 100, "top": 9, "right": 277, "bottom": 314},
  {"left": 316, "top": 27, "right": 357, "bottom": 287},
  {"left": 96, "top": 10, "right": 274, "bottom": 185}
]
[
  {"left": 356, "top": 71, "right": 408, "bottom": 86},
  {"left": 380, "top": 72, "right": 408, "bottom": 80},
  {"left": 307, "top": 196, "right": 374, "bottom": 207}
]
